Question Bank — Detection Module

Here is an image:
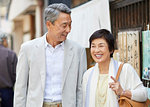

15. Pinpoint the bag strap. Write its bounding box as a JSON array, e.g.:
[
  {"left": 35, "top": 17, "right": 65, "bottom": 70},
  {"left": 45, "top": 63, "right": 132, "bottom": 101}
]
[{"left": 116, "top": 63, "right": 124, "bottom": 81}]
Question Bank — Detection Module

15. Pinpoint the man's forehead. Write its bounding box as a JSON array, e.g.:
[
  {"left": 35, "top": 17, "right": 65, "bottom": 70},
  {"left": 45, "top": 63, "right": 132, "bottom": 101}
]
[
  {"left": 61, "top": 20, "right": 72, "bottom": 24},
  {"left": 55, "top": 18, "right": 72, "bottom": 24}
]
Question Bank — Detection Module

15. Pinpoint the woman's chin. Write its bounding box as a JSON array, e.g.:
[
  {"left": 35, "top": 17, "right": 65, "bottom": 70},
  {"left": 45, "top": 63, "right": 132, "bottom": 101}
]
[{"left": 95, "top": 59, "right": 103, "bottom": 63}]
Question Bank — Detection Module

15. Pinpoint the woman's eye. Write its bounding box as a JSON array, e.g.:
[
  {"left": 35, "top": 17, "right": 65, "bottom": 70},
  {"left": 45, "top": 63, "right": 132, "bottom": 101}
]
[
  {"left": 99, "top": 45, "right": 105, "bottom": 47},
  {"left": 91, "top": 45, "right": 95, "bottom": 48}
]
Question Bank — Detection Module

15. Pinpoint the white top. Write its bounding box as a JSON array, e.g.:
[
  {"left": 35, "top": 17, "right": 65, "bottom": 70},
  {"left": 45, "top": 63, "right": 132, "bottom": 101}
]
[{"left": 44, "top": 36, "right": 64, "bottom": 102}]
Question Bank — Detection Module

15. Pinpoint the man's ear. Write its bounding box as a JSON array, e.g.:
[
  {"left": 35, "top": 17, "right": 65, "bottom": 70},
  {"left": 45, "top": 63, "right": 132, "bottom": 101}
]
[{"left": 46, "top": 21, "right": 52, "bottom": 29}]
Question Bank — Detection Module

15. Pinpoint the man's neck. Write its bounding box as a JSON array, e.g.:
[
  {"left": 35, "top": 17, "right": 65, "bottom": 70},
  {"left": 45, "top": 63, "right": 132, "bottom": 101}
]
[
  {"left": 50, "top": 41, "right": 62, "bottom": 48},
  {"left": 46, "top": 34, "right": 61, "bottom": 48}
]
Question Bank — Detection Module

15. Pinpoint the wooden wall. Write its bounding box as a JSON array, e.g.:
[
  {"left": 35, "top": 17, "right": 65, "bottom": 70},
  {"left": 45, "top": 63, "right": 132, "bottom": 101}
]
[
  {"left": 110, "top": 0, "right": 150, "bottom": 42},
  {"left": 110, "top": 0, "right": 150, "bottom": 87}
]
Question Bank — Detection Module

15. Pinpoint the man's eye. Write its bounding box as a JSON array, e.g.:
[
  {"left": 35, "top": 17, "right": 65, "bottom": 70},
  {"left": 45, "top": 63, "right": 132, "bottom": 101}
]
[
  {"left": 69, "top": 24, "right": 71, "bottom": 27},
  {"left": 62, "top": 24, "right": 67, "bottom": 28},
  {"left": 63, "top": 25, "right": 67, "bottom": 28}
]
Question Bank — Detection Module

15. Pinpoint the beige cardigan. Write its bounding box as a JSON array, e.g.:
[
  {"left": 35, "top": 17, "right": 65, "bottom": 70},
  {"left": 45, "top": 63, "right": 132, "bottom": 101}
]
[{"left": 82, "top": 58, "right": 147, "bottom": 107}]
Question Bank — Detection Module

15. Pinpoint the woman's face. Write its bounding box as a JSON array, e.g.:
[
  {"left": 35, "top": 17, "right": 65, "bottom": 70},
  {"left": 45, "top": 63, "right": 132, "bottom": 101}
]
[{"left": 90, "top": 38, "right": 111, "bottom": 64}]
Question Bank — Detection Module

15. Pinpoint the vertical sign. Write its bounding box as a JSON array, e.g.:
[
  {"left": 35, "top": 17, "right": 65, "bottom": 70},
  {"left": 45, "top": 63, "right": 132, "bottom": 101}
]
[
  {"left": 118, "top": 31, "right": 140, "bottom": 76},
  {"left": 142, "top": 31, "right": 150, "bottom": 80}
]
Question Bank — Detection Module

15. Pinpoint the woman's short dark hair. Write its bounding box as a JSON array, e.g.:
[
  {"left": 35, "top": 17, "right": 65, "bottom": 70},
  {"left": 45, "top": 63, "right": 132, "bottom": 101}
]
[{"left": 89, "top": 29, "right": 114, "bottom": 57}]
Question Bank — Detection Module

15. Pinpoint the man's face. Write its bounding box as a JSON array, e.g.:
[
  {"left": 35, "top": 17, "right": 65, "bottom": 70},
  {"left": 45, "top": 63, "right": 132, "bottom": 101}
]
[{"left": 46, "top": 12, "right": 72, "bottom": 43}]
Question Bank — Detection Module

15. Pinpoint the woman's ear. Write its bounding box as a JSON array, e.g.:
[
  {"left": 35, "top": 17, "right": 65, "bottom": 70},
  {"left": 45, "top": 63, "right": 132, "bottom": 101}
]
[
  {"left": 110, "top": 50, "right": 114, "bottom": 55},
  {"left": 109, "top": 50, "right": 114, "bottom": 57}
]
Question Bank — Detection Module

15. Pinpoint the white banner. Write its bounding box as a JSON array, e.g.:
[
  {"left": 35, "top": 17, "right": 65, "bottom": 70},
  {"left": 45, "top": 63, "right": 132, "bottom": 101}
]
[{"left": 68, "top": 0, "right": 111, "bottom": 48}]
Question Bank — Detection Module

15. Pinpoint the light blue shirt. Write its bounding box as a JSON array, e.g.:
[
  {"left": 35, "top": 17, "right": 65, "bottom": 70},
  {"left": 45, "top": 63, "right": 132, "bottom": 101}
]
[{"left": 44, "top": 35, "right": 64, "bottom": 102}]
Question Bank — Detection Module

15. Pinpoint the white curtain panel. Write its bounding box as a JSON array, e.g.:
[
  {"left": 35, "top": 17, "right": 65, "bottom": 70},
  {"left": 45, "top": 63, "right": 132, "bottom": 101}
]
[{"left": 68, "top": 0, "right": 111, "bottom": 48}]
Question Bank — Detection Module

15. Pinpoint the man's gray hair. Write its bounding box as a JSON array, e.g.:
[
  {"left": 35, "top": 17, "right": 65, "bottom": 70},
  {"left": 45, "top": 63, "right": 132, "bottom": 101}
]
[
  {"left": 44, "top": 3, "right": 71, "bottom": 24},
  {"left": 0, "top": 32, "right": 7, "bottom": 42}
]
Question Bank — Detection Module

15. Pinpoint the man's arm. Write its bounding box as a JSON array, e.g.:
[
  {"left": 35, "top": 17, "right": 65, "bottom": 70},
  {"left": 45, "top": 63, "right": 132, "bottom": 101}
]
[
  {"left": 11, "top": 52, "right": 18, "bottom": 85},
  {"left": 76, "top": 48, "right": 87, "bottom": 107},
  {"left": 14, "top": 45, "right": 29, "bottom": 107},
  {"left": 7, "top": 51, "right": 18, "bottom": 85}
]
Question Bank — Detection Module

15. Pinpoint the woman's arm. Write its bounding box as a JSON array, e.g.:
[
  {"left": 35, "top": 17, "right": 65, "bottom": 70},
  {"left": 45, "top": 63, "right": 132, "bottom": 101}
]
[
  {"left": 122, "top": 64, "right": 147, "bottom": 102},
  {"left": 109, "top": 76, "right": 132, "bottom": 99},
  {"left": 120, "top": 90, "right": 132, "bottom": 98},
  {"left": 109, "top": 63, "right": 147, "bottom": 102}
]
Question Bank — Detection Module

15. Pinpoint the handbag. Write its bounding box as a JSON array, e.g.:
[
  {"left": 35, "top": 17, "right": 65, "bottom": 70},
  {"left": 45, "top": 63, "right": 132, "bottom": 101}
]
[{"left": 116, "top": 63, "right": 150, "bottom": 107}]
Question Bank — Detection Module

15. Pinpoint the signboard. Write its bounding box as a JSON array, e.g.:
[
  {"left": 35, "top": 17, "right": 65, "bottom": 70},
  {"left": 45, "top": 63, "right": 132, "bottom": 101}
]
[
  {"left": 142, "top": 31, "right": 150, "bottom": 80},
  {"left": 118, "top": 31, "right": 140, "bottom": 76}
]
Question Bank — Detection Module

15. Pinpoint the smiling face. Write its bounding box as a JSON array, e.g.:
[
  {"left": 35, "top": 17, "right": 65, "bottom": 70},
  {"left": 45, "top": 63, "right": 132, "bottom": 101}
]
[
  {"left": 90, "top": 38, "right": 111, "bottom": 64},
  {"left": 46, "top": 12, "right": 72, "bottom": 45}
]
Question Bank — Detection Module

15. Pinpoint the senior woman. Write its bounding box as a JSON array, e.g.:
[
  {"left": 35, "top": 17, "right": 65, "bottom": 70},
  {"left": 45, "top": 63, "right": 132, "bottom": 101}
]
[{"left": 82, "top": 29, "right": 147, "bottom": 107}]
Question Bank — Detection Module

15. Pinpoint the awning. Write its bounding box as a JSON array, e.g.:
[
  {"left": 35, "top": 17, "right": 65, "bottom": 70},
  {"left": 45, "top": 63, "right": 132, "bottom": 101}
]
[
  {"left": 68, "top": 0, "right": 111, "bottom": 48},
  {"left": 8, "top": 0, "right": 38, "bottom": 20}
]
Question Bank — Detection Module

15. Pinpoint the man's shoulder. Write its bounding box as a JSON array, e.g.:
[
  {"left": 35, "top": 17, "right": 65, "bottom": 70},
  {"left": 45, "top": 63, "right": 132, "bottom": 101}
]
[
  {"left": 0, "top": 45, "right": 11, "bottom": 52},
  {"left": 65, "top": 39, "right": 84, "bottom": 49},
  {"left": 0, "top": 46, "right": 16, "bottom": 57},
  {"left": 21, "top": 36, "right": 44, "bottom": 48},
  {"left": 7, "top": 48, "right": 16, "bottom": 54},
  {"left": 0, "top": 45, "right": 9, "bottom": 54}
]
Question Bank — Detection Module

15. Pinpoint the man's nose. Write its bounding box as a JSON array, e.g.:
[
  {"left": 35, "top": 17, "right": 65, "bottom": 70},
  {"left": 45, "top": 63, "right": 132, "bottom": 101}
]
[{"left": 65, "top": 25, "right": 71, "bottom": 33}]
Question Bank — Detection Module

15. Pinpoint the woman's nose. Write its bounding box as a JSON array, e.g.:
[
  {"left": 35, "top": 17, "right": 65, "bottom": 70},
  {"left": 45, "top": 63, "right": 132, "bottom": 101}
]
[{"left": 95, "top": 47, "right": 100, "bottom": 52}]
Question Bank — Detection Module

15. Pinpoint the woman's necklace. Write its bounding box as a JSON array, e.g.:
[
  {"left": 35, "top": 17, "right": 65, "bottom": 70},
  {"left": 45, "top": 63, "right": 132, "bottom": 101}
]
[{"left": 96, "top": 74, "right": 109, "bottom": 104}]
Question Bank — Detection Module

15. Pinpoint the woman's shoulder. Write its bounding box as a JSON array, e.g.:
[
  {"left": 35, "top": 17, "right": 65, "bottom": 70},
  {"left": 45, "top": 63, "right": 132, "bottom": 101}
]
[
  {"left": 120, "top": 62, "right": 137, "bottom": 75},
  {"left": 122, "top": 63, "right": 135, "bottom": 70},
  {"left": 83, "top": 66, "right": 95, "bottom": 78},
  {"left": 83, "top": 66, "right": 95, "bottom": 84}
]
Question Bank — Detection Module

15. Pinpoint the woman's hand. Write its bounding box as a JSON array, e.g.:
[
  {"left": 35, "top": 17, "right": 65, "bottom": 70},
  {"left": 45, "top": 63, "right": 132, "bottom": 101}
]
[{"left": 109, "top": 76, "right": 123, "bottom": 96}]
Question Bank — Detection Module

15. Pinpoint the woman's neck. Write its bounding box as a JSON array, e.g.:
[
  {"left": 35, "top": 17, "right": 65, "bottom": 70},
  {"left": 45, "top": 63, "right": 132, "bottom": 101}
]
[{"left": 98, "top": 58, "right": 111, "bottom": 74}]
